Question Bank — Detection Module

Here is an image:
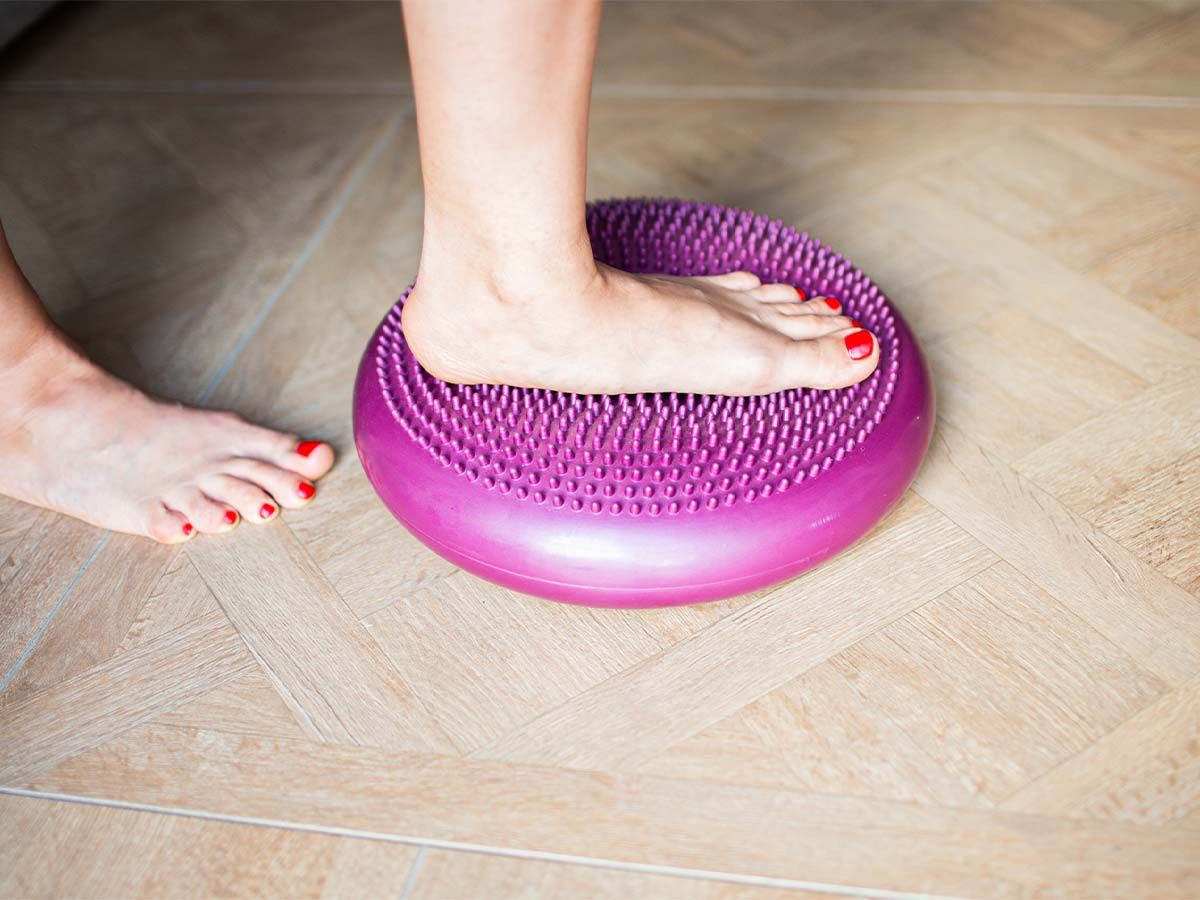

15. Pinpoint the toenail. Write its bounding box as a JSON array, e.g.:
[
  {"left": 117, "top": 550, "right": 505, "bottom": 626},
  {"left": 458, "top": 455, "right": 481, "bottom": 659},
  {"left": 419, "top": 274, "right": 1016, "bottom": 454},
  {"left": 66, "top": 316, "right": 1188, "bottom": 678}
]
[
  {"left": 259, "top": 503, "right": 276, "bottom": 520},
  {"left": 296, "top": 482, "right": 316, "bottom": 500},
  {"left": 182, "top": 522, "right": 194, "bottom": 536},
  {"left": 223, "top": 510, "right": 238, "bottom": 526},
  {"left": 845, "top": 330, "right": 874, "bottom": 361},
  {"left": 851, "top": 319, "right": 863, "bottom": 328},
  {"left": 297, "top": 440, "right": 321, "bottom": 458},
  {"left": 794, "top": 286, "right": 807, "bottom": 301},
  {"left": 824, "top": 296, "right": 842, "bottom": 312}
]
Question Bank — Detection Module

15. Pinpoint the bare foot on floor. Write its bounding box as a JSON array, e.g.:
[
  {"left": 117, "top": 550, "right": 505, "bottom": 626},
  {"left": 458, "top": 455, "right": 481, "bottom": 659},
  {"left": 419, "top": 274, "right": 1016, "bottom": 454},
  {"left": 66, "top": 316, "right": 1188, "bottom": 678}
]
[
  {"left": 402, "top": 259, "right": 880, "bottom": 396},
  {"left": 0, "top": 333, "right": 335, "bottom": 543}
]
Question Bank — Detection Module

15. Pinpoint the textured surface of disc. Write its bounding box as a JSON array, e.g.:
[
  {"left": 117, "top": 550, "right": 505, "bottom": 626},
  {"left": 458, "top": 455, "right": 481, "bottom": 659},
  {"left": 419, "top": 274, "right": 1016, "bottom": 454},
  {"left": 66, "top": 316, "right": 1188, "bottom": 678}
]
[{"left": 354, "top": 198, "right": 934, "bottom": 607}]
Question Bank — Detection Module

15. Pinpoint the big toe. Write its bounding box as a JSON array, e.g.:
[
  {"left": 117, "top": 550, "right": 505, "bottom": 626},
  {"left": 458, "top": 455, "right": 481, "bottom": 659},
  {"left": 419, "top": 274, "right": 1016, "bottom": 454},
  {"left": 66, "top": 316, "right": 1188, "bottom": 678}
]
[
  {"left": 270, "top": 437, "right": 335, "bottom": 479},
  {"left": 776, "top": 327, "right": 880, "bottom": 390},
  {"left": 229, "top": 414, "right": 335, "bottom": 479}
]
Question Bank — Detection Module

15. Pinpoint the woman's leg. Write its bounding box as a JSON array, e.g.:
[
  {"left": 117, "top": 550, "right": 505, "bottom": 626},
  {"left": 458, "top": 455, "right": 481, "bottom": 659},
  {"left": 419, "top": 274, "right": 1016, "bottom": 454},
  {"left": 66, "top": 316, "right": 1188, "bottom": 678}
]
[
  {"left": 400, "top": 0, "right": 878, "bottom": 395},
  {"left": 0, "top": 220, "right": 334, "bottom": 541}
]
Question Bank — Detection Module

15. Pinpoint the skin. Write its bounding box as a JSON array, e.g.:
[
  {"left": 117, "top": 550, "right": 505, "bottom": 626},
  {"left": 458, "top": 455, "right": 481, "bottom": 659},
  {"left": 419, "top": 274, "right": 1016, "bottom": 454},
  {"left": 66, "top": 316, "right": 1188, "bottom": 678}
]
[
  {"left": 400, "top": 0, "right": 879, "bottom": 394},
  {"left": 0, "top": 0, "right": 876, "bottom": 543},
  {"left": 0, "top": 224, "right": 335, "bottom": 543}
]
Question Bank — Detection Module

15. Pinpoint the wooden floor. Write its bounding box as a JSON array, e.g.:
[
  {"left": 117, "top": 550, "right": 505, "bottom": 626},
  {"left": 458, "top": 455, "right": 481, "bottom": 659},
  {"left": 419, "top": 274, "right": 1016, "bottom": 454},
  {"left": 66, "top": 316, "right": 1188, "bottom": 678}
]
[{"left": 2, "top": 1, "right": 1199, "bottom": 897}]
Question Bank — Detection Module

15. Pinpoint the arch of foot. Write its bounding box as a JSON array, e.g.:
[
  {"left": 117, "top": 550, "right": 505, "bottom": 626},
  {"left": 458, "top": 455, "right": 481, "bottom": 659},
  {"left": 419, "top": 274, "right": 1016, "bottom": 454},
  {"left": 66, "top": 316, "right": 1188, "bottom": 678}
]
[{"left": 373, "top": 198, "right": 902, "bottom": 520}]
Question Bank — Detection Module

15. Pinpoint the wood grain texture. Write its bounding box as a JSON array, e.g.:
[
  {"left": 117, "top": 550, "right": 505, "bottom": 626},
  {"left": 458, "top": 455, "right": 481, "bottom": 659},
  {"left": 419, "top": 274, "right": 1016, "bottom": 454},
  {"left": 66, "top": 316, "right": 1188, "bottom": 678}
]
[
  {"left": 1, "top": 2, "right": 1199, "bottom": 896},
  {"left": 475, "top": 498, "right": 995, "bottom": 770},
  {"left": 19, "top": 724, "right": 1200, "bottom": 899},
  {"left": 1001, "top": 675, "right": 1200, "bottom": 825},
  {"left": 0, "top": 794, "right": 420, "bottom": 900},
  {"left": 0, "top": 615, "right": 251, "bottom": 784},
  {"left": 184, "top": 523, "right": 454, "bottom": 754},
  {"left": 913, "top": 424, "right": 1200, "bottom": 685},
  {"left": 408, "top": 849, "right": 837, "bottom": 899}
]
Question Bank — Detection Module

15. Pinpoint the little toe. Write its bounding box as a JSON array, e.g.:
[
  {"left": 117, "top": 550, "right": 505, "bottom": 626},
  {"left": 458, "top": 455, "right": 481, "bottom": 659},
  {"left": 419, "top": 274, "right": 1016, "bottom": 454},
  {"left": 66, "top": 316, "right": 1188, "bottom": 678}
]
[
  {"left": 696, "top": 270, "right": 762, "bottom": 291},
  {"left": 777, "top": 327, "right": 880, "bottom": 390},
  {"left": 203, "top": 474, "right": 280, "bottom": 524},
  {"left": 171, "top": 488, "right": 238, "bottom": 534},
  {"left": 147, "top": 505, "right": 195, "bottom": 544},
  {"left": 225, "top": 458, "right": 318, "bottom": 510}
]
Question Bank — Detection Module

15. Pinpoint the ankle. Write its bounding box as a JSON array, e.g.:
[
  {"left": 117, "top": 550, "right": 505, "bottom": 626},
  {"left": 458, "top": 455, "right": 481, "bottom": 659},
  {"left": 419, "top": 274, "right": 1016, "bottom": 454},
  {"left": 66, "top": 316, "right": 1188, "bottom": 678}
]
[
  {"left": 415, "top": 218, "right": 598, "bottom": 308},
  {"left": 0, "top": 326, "right": 98, "bottom": 424}
]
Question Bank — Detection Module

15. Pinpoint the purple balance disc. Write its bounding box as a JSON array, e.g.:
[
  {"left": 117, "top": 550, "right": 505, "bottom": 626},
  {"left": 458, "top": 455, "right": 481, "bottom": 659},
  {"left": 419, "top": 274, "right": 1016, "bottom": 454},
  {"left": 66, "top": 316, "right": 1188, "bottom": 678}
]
[{"left": 354, "top": 198, "right": 934, "bottom": 608}]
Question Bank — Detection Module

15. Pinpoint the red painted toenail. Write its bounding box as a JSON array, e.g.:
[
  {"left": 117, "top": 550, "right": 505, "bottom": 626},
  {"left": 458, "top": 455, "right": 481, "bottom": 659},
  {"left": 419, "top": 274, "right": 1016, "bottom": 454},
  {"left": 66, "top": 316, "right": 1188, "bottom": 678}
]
[
  {"left": 297, "top": 482, "right": 316, "bottom": 500},
  {"left": 223, "top": 510, "right": 238, "bottom": 526},
  {"left": 825, "top": 296, "right": 842, "bottom": 312},
  {"left": 259, "top": 503, "right": 276, "bottom": 519},
  {"left": 851, "top": 319, "right": 863, "bottom": 328},
  {"left": 794, "top": 286, "right": 807, "bottom": 301},
  {"left": 182, "top": 522, "right": 194, "bottom": 536},
  {"left": 297, "top": 440, "right": 321, "bottom": 458},
  {"left": 845, "top": 330, "right": 874, "bottom": 361}
]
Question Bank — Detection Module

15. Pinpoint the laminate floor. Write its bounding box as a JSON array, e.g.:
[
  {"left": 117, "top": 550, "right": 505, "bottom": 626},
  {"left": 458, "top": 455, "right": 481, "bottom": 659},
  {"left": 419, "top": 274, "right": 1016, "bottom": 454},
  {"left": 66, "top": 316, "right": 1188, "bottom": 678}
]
[{"left": 1, "top": 3, "right": 1199, "bottom": 897}]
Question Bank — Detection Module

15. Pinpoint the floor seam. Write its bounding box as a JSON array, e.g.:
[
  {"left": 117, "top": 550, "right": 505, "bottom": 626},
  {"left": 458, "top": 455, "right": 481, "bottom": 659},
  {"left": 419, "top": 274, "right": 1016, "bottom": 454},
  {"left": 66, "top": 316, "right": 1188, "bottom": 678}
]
[
  {"left": 0, "top": 532, "right": 109, "bottom": 694},
  {"left": 3, "top": 79, "right": 1200, "bottom": 109},
  {"left": 397, "top": 846, "right": 425, "bottom": 900},
  {"left": 0, "top": 788, "right": 951, "bottom": 900}
]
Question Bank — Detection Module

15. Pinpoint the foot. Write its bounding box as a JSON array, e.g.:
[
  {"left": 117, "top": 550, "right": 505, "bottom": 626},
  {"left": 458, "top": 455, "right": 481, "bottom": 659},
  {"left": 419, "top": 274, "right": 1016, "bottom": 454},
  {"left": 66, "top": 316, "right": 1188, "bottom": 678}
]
[
  {"left": 0, "top": 333, "right": 335, "bottom": 544},
  {"left": 402, "top": 258, "right": 880, "bottom": 396}
]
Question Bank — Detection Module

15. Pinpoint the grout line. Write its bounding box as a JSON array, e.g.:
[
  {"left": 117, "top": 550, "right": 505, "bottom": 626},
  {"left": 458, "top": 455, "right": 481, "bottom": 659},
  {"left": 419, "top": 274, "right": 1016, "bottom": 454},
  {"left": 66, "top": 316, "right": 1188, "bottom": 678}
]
[
  {"left": 0, "top": 788, "right": 951, "bottom": 900},
  {"left": 591, "top": 83, "right": 1200, "bottom": 109},
  {"left": 0, "top": 532, "right": 109, "bottom": 695},
  {"left": 0, "top": 108, "right": 408, "bottom": 698},
  {"left": 3, "top": 78, "right": 1200, "bottom": 109},
  {"left": 1, "top": 78, "right": 414, "bottom": 96},
  {"left": 398, "top": 846, "right": 426, "bottom": 900},
  {"left": 194, "top": 109, "right": 407, "bottom": 406}
]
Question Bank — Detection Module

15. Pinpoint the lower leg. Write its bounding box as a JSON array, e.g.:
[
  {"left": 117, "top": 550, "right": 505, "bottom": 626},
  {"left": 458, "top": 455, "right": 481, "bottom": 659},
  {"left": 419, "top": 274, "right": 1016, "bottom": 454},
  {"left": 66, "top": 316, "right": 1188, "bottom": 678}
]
[
  {"left": 0, "top": 220, "right": 335, "bottom": 541},
  {"left": 399, "top": 0, "right": 878, "bottom": 394}
]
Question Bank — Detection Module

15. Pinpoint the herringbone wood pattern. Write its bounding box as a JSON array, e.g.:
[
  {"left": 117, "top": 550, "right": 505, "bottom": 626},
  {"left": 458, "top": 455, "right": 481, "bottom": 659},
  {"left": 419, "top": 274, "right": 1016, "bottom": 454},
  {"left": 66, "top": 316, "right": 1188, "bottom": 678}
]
[{"left": 2, "top": 2, "right": 1199, "bottom": 897}]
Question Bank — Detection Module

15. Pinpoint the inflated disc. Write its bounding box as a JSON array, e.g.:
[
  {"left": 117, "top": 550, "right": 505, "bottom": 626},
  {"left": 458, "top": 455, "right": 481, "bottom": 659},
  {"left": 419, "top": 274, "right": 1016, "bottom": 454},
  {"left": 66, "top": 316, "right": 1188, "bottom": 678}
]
[{"left": 354, "top": 198, "right": 934, "bottom": 608}]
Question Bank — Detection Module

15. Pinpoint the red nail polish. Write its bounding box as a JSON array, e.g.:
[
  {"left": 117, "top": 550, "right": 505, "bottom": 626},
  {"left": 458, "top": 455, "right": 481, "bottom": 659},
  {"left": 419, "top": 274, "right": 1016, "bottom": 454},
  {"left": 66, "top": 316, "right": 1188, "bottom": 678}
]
[
  {"left": 825, "top": 296, "right": 842, "bottom": 312},
  {"left": 259, "top": 503, "right": 276, "bottom": 519},
  {"left": 845, "top": 330, "right": 874, "bottom": 361},
  {"left": 223, "top": 510, "right": 238, "bottom": 526},
  {"left": 296, "top": 482, "right": 315, "bottom": 500},
  {"left": 794, "top": 286, "right": 807, "bottom": 301},
  {"left": 182, "top": 522, "right": 194, "bottom": 536},
  {"left": 296, "top": 440, "right": 321, "bottom": 458},
  {"left": 851, "top": 319, "right": 863, "bottom": 328}
]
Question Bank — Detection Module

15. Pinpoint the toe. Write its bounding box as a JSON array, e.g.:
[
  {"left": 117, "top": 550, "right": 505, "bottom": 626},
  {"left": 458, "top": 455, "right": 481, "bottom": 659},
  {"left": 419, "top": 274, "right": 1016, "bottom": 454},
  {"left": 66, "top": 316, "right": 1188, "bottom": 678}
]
[
  {"left": 257, "top": 432, "right": 334, "bottom": 480},
  {"left": 776, "top": 327, "right": 880, "bottom": 390},
  {"left": 805, "top": 294, "right": 844, "bottom": 315},
  {"left": 284, "top": 438, "right": 335, "bottom": 479},
  {"left": 696, "top": 270, "right": 762, "bottom": 291},
  {"left": 216, "top": 410, "right": 334, "bottom": 479},
  {"left": 223, "top": 458, "right": 318, "bottom": 510},
  {"left": 751, "top": 282, "right": 808, "bottom": 304},
  {"left": 203, "top": 474, "right": 281, "bottom": 524},
  {"left": 147, "top": 505, "right": 195, "bottom": 544},
  {"left": 170, "top": 488, "right": 239, "bottom": 535},
  {"left": 763, "top": 312, "right": 860, "bottom": 341}
]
